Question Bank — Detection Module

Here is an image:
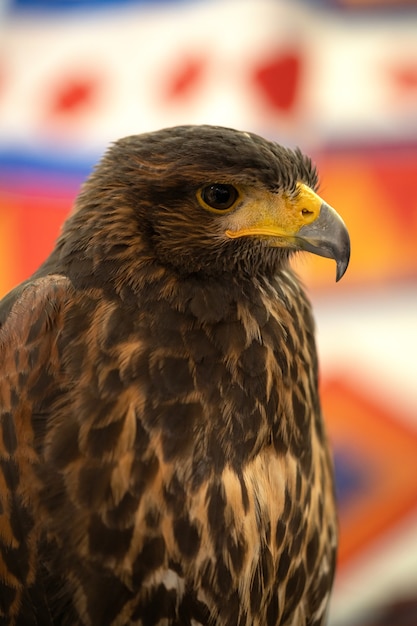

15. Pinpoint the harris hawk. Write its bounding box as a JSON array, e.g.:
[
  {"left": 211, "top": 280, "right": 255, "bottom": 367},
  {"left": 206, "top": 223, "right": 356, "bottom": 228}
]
[{"left": 0, "top": 125, "right": 350, "bottom": 626}]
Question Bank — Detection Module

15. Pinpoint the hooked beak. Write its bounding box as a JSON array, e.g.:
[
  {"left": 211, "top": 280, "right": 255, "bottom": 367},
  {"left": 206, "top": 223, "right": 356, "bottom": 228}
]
[
  {"left": 225, "top": 182, "right": 350, "bottom": 281},
  {"left": 295, "top": 201, "right": 350, "bottom": 281}
]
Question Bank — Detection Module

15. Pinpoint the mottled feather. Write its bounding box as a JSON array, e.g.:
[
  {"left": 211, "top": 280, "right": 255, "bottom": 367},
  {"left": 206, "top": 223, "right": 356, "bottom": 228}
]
[{"left": 0, "top": 125, "right": 348, "bottom": 625}]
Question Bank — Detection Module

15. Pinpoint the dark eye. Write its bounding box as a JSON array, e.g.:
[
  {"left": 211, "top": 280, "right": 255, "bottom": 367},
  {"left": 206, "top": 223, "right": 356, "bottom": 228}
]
[{"left": 199, "top": 184, "right": 239, "bottom": 212}]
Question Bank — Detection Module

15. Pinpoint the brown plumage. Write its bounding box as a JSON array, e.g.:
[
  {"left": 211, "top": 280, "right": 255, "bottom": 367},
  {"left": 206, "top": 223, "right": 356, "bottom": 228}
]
[{"left": 0, "top": 125, "right": 350, "bottom": 626}]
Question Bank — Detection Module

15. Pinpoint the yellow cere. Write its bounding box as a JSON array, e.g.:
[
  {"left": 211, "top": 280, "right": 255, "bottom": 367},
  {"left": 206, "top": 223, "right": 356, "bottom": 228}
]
[{"left": 225, "top": 182, "right": 323, "bottom": 241}]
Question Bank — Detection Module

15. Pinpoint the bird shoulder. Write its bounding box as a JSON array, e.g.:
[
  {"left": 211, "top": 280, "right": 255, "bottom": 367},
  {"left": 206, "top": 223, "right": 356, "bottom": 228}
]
[{"left": 0, "top": 274, "right": 72, "bottom": 622}]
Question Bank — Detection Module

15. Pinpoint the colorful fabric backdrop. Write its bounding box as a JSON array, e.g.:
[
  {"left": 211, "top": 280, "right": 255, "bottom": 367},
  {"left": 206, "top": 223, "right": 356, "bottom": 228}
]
[{"left": 1, "top": 1, "right": 417, "bottom": 624}]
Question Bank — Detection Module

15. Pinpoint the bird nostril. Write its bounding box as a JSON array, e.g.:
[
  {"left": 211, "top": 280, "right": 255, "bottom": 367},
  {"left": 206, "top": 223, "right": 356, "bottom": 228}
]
[{"left": 301, "top": 208, "right": 313, "bottom": 216}]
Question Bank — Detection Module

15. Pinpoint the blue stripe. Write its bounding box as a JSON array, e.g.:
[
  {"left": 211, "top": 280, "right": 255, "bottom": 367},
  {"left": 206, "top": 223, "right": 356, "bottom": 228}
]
[
  {"left": 7, "top": 0, "right": 185, "bottom": 13},
  {"left": 0, "top": 149, "right": 95, "bottom": 175},
  {"left": 0, "top": 149, "right": 96, "bottom": 188}
]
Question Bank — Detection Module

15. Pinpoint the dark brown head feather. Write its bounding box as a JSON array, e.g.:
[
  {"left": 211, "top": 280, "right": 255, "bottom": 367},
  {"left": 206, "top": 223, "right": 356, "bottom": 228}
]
[{"left": 41, "top": 125, "right": 318, "bottom": 284}]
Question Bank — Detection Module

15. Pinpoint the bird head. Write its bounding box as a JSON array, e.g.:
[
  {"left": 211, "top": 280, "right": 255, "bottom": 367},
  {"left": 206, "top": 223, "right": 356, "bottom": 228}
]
[{"left": 69, "top": 125, "right": 350, "bottom": 283}]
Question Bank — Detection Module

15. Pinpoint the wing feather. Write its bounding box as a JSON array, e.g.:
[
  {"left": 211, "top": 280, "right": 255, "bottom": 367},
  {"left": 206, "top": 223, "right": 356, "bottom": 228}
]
[{"left": 0, "top": 275, "right": 72, "bottom": 624}]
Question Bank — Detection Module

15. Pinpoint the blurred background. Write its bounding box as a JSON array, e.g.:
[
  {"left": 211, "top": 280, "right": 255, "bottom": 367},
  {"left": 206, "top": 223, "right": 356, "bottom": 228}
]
[{"left": 1, "top": 0, "right": 417, "bottom": 624}]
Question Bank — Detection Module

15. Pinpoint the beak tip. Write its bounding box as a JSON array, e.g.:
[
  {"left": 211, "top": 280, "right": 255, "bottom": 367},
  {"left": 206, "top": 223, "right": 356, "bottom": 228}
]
[
  {"left": 335, "top": 267, "right": 344, "bottom": 282},
  {"left": 335, "top": 249, "right": 350, "bottom": 282}
]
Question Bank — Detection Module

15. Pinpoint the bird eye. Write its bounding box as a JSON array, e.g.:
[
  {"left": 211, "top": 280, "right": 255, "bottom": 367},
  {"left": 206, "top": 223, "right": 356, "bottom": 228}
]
[{"left": 198, "top": 184, "right": 239, "bottom": 212}]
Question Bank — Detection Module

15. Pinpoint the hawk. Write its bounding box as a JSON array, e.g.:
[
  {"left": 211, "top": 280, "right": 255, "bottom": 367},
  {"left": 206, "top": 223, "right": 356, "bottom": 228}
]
[{"left": 0, "top": 125, "right": 350, "bottom": 625}]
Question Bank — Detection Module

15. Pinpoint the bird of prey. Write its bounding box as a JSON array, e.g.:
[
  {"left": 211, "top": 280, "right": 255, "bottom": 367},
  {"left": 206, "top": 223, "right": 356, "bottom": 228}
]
[{"left": 0, "top": 125, "right": 350, "bottom": 626}]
